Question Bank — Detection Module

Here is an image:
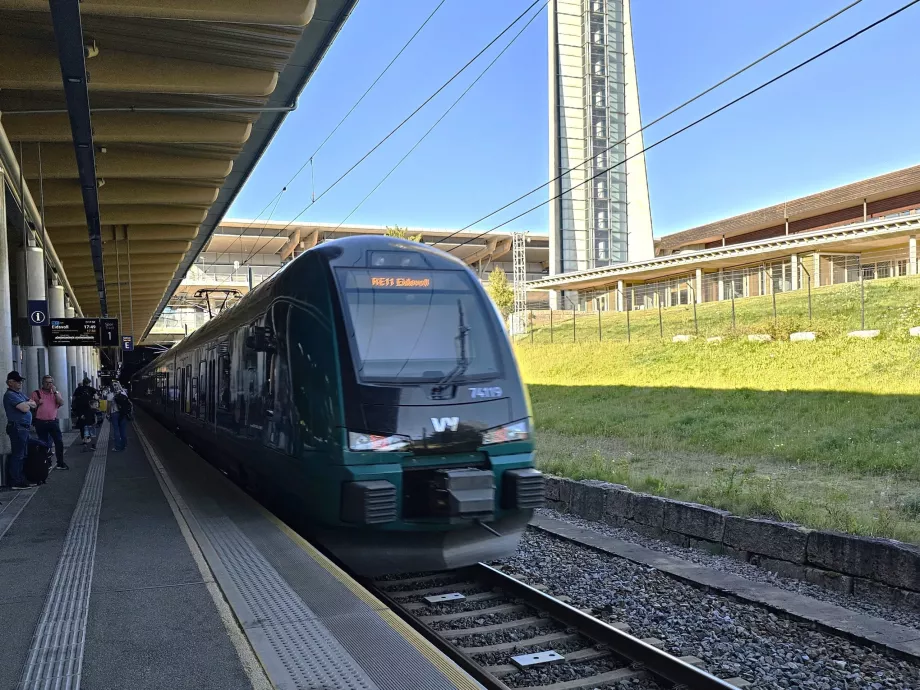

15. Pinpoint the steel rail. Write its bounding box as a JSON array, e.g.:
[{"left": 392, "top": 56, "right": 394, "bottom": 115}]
[
  {"left": 368, "top": 562, "right": 743, "bottom": 690},
  {"left": 472, "top": 563, "right": 738, "bottom": 689}
]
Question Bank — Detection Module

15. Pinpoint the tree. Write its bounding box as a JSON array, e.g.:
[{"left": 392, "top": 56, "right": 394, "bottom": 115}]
[
  {"left": 384, "top": 225, "right": 423, "bottom": 243},
  {"left": 486, "top": 268, "right": 515, "bottom": 317}
]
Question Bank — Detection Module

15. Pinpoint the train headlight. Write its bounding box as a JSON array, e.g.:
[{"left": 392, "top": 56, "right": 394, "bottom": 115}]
[
  {"left": 348, "top": 431, "right": 411, "bottom": 452},
  {"left": 482, "top": 420, "right": 530, "bottom": 446}
]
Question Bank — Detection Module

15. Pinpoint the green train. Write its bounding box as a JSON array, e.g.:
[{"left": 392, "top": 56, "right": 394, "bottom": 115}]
[{"left": 134, "top": 236, "right": 543, "bottom": 575}]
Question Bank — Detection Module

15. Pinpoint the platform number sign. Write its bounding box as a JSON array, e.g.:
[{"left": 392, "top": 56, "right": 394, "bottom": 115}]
[
  {"left": 27, "top": 300, "right": 48, "bottom": 326},
  {"left": 121, "top": 335, "right": 134, "bottom": 351}
]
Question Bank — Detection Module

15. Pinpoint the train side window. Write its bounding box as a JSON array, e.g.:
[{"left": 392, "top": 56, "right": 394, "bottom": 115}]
[
  {"left": 190, "top": 370, "right": 198, "bottom": 415},
  {"left": 265, "top": 301, "right": 293, "bottom": 454},
  {"left": 198, "top": 360, "right": 207, "bottom": 418},
  {"left": 208, "top": 358, "right": 216, "bottom": 422},
  {"left": 218, "top": 353, "right": 231, "bottom": 411},
  {"left": 288, "top": 303, "right": 339, "bottom": 449}
]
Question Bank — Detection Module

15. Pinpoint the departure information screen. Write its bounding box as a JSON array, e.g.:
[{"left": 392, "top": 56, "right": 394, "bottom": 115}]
[{"left": 48, "top": 318, "right": 100, "bottom": 345}]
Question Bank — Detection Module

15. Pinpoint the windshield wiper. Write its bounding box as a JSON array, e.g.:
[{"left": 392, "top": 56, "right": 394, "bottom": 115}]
[{"left": 432, "top": 300, "right": 469, "bottom": 395}]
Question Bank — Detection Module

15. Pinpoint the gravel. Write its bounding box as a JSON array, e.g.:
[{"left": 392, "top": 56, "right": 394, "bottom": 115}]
[
  {"left": 430, "top": 610, "right": 529, "bottom": 631},
  {"left": 500, "top": 528, "right": 920, "bottom": 689},
  {"left": 472, "top": 637, "right": 593, "bottom": 666},
  {"left": 452, "top": 622, "right": 561, "bottom": 649},
  {"left": 537, "top": 508, "right": 920, "bottom": 631},
  {"left": 502, "top": 655, "right": 624, "bottom": 689}
]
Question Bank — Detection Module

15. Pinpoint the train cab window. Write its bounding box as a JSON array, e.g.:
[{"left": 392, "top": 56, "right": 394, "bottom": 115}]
[{"left": 336, "top": 268, "right": 502, "bottom": 383}]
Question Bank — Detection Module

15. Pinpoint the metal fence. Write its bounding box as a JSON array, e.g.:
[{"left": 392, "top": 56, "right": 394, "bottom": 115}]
[{"left": 514, "top": 248, "right": 920, "bottom": 344}]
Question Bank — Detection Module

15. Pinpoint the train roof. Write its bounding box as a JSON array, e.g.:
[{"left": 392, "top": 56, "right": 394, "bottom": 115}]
[{"left": 135, "top": 235, "right": 474, "bottom": 376}]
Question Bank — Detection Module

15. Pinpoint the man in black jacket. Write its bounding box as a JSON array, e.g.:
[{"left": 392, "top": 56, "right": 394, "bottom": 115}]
[{"left": 71, "top": 377, "right": 98, "bottom": 451}]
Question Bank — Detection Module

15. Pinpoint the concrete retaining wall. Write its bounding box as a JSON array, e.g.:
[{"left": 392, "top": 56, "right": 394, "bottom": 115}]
[{"left": 546, "top": 476, "right": 920, "bottom": 608}]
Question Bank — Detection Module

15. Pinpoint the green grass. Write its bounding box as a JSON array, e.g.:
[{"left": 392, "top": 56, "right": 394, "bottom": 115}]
[
  {"left": 522, "top": 274, "right": 920, "bottom": 344},
  {"left": 517, "top": 276, "right": 920, "bottom": 542}
]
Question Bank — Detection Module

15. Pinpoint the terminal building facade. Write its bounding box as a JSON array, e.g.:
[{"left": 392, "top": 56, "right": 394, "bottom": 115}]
[{"left": 529, "top": 165, "right": 920, "bottom": 311}]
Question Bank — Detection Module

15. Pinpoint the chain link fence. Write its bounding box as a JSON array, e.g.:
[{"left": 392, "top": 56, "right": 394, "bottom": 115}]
[{"left": 515, "top": 248, "right": 920, "bottom": 344}]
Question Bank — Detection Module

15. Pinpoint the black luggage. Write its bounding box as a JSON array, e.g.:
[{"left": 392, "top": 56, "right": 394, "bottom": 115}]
[{"left": 25, "top": 437, "right": 52, "bottom": 485}]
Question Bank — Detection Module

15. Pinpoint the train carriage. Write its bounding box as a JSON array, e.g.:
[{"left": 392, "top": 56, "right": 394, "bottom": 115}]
[{"left": 134, "top": 236, "right": 543, "bottom": 575}]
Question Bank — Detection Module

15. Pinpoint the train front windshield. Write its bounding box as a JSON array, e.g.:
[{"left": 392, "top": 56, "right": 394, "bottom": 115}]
[{"left": 337, "top": 268, "right": 502, "bottom": 384}]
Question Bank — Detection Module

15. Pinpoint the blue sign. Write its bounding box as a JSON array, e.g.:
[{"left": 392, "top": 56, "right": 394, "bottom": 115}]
[
  {"left": 121, "top": 335, "right": 134, "bottom": 351},
  {"left": 27, "top": 300, "right": 48, "bottom": 326}
]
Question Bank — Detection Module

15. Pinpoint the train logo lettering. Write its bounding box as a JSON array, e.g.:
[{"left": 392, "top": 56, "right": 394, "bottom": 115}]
[
  {"left": 430, "top": 416, "right": 460, "bottom": 433},
  {"left": 469, "top": 386, "right": 502, "bottom": 399}
]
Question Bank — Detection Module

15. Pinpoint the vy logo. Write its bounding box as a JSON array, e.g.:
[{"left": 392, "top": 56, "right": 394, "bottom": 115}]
[
  {"left": 431, "top": 416, "right": 460, "bottom": 433},
  {"left": 469, "top": 386, "right": 502, "bottom": 399}
]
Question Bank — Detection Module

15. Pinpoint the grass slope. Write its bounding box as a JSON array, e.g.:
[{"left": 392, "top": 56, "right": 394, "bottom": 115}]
[{"left": 518, "top": 276, "right": 920, "bottom": 542}]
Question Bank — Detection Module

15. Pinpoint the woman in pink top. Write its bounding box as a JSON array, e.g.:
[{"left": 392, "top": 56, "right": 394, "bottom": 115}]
[{"left": 31, "top": 375, "right": 69, "bottom": 470}]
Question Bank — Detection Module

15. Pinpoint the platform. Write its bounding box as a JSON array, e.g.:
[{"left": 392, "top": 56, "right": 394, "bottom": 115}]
[{"left": 0, "top": 412, "right": 482, "bottom": 690}]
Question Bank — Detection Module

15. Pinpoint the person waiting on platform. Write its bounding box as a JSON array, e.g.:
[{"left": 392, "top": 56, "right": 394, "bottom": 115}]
[
  {"left": 72, "top": 377, "right": 98, "bottom": 452},
  {"left": 31, "top": 375, "right": 69, "bottom": 471},
  {"left": 106, "top": 383, "right": 132, "bottom": 452},
  {"left": 4, "top": 371, "right": 36, "bottom": 489}
]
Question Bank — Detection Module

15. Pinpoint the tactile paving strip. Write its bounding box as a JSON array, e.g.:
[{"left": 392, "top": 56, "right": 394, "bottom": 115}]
[
  {"left": 139, "top": 416, "right": 478, "bottom": 690},
  {"left": 192, "top": 509, "right": 379, "bottom": 690},
  {"left": 18, "top": 425, "right": 110, "bottom": 690}
]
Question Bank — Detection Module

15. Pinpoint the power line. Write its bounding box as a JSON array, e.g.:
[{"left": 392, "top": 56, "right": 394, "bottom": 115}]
[
  {"left": 431, "top": 0, "right": 866, "bottom": 250},
  {"left": 448, "top": 0, "right": 918, "bottom": 255},
  {"left": 324, "top": 3, "right": 548, "bottom": 237},
  {"left": 197, "top": 0, "right": 450, "bottom": 279},
  {"left": 227, "top": 0, "right": 544, "bottom": 277},
  {"left": 267, "top": 0, "right": 543, "bottom": 235}
]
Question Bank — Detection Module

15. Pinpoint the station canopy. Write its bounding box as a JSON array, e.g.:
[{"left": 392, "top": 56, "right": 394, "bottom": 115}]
[{"left": 0, "top": 0, "right": 355, "bottom": 343}]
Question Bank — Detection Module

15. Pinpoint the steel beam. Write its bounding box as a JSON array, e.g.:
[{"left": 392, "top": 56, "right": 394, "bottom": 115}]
[{"left": 48, "top": 0, "right": 107, "bottom": 314}]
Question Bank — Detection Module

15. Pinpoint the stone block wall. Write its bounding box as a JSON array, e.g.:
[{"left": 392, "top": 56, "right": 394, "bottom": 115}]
[{"left": 545, "top": 476, "right": 920, "bottom": 607}]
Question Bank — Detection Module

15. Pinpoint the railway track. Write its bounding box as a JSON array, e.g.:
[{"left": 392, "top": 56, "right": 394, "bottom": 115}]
[{"left": 370, "top": 563, "right": 750, "bottom": 690}]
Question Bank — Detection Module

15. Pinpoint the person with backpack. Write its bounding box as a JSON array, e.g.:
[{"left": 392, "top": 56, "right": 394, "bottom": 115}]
[
  {"left": 31, "top": 375, "right": 69, "bottom": 471},
  {"left": 3, "top": 371, "right": 37, "bottom": 489},
  {"left": 107, "top": 383, "right": 133, "bottom": 452},
  {"left": 72, "top": 377, "right": 98, "bottom": 451}
]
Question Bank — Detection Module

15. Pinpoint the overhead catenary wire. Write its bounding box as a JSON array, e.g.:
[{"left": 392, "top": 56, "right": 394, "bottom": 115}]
[
  {"left": 261, "top": 0, "right": 544, "bottom": 238},
  {"left": 198, "top": 0, "right": 450, "bottom": 279},
  {"left": 448, "top": 0, "right": 919, "bottom": 255},
  {"left": 217, "top": 0, "right": 544, "bottom": 280},
  {"left": 332, "top": 1, "right": 548, "bottom": 233},
  {"left": 431, "top": 0, "right": 867, "bottom": 250}
]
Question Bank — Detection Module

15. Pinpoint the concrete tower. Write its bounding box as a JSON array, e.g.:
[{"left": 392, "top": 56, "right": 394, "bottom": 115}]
[{"left": 548, "top": 0, "right": 653, "bottom": 300}]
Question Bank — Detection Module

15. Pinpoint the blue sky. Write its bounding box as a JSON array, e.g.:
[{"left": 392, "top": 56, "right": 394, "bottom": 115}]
[{"left": 228, "top": 0, "right": 919, "bottom": 237}]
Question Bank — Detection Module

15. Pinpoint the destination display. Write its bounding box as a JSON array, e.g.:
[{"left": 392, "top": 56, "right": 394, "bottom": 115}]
[
  {"left": 370, "top": 276, "right": 432, "bottom": 288},
  {"left": 48, "top": 318, "right": 99, "bottom": 345}
]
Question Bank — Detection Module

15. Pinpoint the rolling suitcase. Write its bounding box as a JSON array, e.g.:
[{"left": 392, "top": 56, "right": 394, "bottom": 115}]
[{"left": 25, "top": 437, "right": 52, "bottom": 485}]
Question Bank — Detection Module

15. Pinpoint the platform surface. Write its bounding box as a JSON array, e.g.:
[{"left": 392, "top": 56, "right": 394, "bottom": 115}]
[{"left": 0, "top": 412, "right": 481, "bottom": 690}]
